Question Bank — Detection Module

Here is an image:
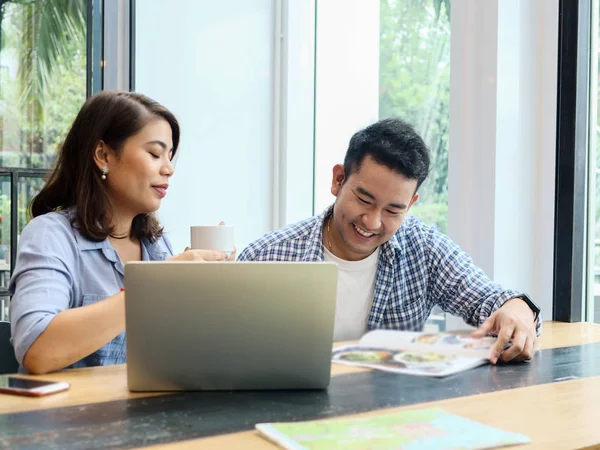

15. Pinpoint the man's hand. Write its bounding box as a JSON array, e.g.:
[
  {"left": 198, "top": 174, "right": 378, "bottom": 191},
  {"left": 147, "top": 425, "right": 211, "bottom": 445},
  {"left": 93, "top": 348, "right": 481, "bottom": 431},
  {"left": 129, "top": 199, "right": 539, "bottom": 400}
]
[{"left": 471, "top": 298, "right": 537, "bottom": 364}]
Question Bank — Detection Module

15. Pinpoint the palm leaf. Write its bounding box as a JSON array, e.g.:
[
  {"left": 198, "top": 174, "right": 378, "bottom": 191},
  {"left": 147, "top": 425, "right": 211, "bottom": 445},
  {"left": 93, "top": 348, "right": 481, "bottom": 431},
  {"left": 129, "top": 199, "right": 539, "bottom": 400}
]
[
  {"left": 0, "top": 0, "right": 11, "bottom": 51},
  {"left": 432, "top": 0, "right": 450, "bottom": 21},
  {"left": 14, "top": 0, "right": 85, "bottom": 127},
  {"left": 16, "top": 3, "right": 44, "bottom": 127}
]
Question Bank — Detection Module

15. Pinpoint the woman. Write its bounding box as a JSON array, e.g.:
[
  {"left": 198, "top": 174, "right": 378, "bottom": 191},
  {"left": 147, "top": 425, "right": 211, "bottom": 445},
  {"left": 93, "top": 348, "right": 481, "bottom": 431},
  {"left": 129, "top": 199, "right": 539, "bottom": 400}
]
[{"left": 9, "top": 91, "right": 226, "bottom": 374}]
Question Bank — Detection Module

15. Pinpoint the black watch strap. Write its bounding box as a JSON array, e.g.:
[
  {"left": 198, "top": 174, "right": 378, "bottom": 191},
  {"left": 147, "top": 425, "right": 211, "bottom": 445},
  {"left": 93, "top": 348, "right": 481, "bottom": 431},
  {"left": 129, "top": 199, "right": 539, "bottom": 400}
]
[{"left": 515, "top": 294, "right": 540, "bottom": 322}]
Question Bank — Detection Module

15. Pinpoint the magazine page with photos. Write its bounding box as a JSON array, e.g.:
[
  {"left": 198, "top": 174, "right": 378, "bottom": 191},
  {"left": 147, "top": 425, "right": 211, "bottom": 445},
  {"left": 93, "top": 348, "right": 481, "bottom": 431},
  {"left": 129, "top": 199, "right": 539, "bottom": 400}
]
[{"left": 332, "top": 330, "right": 499, "bottom": 377}]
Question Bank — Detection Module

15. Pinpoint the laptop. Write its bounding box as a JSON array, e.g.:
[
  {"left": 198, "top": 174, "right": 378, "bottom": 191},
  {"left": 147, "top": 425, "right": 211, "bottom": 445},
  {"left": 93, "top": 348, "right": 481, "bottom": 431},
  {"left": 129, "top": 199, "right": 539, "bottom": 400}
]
[{"left": 124, "top": 261, "right": 338, "bottom": 391}]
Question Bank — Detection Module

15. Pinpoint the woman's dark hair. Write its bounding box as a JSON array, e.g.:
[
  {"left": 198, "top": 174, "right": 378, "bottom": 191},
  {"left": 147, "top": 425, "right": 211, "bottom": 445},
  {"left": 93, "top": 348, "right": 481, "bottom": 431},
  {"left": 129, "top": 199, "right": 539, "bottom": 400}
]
[
  {"left": 343, "top": 118, "right": 430, "bottom": 190},
  {"left": 31, "top": 90, "right": 180, "bottom": 242}
]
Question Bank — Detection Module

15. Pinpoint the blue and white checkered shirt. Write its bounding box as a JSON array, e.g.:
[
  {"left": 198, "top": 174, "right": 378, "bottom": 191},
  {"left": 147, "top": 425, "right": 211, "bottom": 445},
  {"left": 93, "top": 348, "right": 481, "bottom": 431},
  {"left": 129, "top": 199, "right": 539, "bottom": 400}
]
[{"left": 239, "top": 206, "right": 541, "bottom": 334}]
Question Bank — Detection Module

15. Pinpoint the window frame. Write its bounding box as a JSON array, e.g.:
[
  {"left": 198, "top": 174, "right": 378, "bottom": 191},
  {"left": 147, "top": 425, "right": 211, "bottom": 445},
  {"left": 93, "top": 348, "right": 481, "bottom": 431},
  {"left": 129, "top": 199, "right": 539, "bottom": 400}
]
[{"left": 553, "top": 0, "right": 592, "bottom": 321}]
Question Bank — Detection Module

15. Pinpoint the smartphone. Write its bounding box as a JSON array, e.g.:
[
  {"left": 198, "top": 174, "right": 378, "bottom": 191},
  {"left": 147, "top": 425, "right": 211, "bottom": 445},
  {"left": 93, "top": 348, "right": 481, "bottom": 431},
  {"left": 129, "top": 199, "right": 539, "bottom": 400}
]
[{"left": 0, "top": 376, "right": 70, "bottom": 397}]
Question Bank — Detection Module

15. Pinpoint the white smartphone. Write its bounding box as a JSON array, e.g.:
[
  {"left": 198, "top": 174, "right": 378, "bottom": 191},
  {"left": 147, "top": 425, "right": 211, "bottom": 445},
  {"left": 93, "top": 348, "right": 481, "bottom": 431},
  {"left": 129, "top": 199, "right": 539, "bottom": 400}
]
[{"left": 0, "top": 376, "right": 70, "bottom": 397}]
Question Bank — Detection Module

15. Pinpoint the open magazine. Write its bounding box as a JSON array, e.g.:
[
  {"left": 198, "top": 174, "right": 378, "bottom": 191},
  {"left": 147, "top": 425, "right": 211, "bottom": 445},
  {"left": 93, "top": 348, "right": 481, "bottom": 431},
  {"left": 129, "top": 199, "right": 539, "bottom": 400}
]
[{"left": 332, "top": 330, "right": 498, "bottom": 377}]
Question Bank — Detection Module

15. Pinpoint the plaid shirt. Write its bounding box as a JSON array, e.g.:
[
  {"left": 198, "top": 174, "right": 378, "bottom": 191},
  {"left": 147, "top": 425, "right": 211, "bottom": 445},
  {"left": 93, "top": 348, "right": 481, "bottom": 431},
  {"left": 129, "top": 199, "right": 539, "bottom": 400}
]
[{"left": 239, "top": 206, "right": 542, "bottom": 334}]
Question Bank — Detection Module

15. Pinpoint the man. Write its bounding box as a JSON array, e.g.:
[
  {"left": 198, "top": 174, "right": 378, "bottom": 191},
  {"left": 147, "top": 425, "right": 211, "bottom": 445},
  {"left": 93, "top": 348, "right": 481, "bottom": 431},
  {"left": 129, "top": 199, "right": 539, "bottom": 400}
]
[{"left": 238, "top": 118, "right": 541, "bottom": 364}]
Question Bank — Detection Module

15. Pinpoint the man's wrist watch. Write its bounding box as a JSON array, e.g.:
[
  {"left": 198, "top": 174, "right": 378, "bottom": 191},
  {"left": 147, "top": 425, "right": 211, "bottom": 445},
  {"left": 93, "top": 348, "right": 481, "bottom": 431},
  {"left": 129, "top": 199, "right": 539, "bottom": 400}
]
[{"left": 513, "top": 294, "right": 540, "bottom": 322}]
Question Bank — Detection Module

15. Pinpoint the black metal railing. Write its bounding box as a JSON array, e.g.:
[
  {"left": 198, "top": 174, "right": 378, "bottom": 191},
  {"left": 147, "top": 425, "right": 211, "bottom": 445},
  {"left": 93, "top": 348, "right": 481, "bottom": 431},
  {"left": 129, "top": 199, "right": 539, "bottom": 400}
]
[{"left": 0, "top": 168, "right": 49, "bottom": 296}]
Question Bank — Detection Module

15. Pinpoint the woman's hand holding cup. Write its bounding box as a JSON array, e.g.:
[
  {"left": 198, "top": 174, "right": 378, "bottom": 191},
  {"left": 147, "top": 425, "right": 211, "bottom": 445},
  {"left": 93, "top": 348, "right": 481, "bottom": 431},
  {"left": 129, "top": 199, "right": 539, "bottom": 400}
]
[
  {"left": 168, "top": 248, "right": 228, "bottom": 262},
  {"left": 180, "top": 221, "right": 235, "bottom": 261}
]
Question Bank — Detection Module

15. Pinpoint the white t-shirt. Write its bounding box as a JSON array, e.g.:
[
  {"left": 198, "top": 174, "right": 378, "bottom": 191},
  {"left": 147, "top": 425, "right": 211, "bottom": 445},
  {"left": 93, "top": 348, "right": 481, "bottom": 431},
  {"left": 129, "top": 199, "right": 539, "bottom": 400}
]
[{"left": 324, "top": 246, "right": 380, "bottom": 342}]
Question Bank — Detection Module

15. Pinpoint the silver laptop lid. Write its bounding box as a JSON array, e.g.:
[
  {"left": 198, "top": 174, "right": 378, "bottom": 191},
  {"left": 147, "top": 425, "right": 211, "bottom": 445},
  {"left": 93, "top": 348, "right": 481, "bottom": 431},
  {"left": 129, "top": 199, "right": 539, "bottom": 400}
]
[{"left": 125, "top": 261, "right": 337, "bottom": 391}]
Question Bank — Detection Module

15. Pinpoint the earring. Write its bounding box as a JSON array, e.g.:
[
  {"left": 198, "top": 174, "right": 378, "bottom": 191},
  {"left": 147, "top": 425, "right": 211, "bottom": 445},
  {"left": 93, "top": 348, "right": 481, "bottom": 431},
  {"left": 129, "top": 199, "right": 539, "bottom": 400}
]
[{"left": 101, "top": 166, "right": 108, "bottom": 180}]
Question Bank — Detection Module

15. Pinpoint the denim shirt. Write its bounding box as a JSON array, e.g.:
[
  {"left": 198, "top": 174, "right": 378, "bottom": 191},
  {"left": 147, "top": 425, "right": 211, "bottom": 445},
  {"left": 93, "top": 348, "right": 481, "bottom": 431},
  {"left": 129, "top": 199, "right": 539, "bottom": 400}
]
[{"left": 9, "top": 209, "right": 173, "bottom": 370}]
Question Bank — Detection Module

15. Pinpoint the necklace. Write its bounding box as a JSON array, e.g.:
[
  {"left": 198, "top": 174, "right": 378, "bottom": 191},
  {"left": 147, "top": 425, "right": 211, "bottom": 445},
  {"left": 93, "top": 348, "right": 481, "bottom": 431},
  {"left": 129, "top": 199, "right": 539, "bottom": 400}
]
[{"left": 327, "top": 214, "right": 333, "bottom": 250}]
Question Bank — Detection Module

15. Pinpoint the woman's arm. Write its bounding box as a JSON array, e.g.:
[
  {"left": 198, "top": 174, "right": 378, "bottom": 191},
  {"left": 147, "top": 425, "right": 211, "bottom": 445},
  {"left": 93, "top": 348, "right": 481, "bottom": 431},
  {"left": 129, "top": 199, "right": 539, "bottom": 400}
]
[
  {"left": 23, "top": 291, "right": 125, "bottom": 374},
  {"left": 11, "top": 216, "right": 232, "bottom": 374},
  {"left": 9, "top": 213, "right": 122, "bottom": 374}
]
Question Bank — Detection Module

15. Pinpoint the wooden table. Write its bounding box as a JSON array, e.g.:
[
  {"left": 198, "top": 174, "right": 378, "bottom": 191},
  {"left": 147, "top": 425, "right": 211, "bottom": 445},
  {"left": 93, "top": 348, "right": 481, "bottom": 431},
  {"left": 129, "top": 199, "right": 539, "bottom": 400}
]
[{"left": 2, "top": 321, "right": 600, "bottom": 449}]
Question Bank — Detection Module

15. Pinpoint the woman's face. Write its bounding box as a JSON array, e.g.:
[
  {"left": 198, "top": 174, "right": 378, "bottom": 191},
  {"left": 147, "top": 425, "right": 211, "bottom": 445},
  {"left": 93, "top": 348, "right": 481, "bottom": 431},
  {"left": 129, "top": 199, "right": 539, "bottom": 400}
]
[{"left": 102, "top": 118, "right": 175, "bottom": 217}]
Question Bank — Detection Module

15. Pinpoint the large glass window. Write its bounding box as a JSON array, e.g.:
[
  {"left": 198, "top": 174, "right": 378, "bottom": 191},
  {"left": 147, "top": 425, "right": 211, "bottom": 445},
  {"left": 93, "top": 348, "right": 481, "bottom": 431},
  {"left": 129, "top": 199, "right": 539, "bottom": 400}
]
[
  {"left": 314, "top": 0, "right": 450, "bottom": 234},
  {"left": 379, "top": 0, "right": 450, "bottom": 233},
  {"left": 0, "top": 0, "right": 88, "bottom": 309},
  {"left": 381, "top": 1, "right": 450, "bottom": 332},
  {"left": 314, "top": 0, "right": 450, "bottom": 331},
  {"left": 0, "top": 0, "right": 86, "bottom": 169}
]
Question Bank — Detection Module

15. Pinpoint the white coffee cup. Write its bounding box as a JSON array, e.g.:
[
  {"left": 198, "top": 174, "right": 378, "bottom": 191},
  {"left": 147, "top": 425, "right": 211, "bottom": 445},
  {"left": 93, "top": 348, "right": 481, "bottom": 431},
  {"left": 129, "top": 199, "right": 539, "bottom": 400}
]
[{"left": 190, "top": 225, "right": 235, "bottom": 254}]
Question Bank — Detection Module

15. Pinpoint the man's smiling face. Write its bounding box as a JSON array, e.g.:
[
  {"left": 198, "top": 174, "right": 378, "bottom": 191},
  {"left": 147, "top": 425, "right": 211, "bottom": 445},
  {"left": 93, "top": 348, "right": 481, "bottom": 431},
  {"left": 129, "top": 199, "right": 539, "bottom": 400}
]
[{"left": 328, "top": 155, "right": 419, "bottom": 261}]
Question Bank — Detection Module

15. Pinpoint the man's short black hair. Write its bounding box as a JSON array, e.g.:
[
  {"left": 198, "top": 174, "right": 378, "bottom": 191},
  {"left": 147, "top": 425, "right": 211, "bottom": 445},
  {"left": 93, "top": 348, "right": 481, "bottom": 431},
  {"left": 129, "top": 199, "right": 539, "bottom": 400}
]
[{"left": 343, "top": 118, "right": 430, "bottom": 190}]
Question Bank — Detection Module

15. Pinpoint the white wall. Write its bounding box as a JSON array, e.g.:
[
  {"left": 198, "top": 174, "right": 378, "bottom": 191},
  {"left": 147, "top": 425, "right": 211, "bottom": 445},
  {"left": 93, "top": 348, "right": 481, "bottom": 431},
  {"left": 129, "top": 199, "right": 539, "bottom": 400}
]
[
  {"left": 135, "top": 0, "right": 275, "bottom": 252},
  {"left": 447, "top": 0, "right": 558, "bottom": 329},
  {"left": 313, "top": 0, "right": 380, "bottom": 213}
]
